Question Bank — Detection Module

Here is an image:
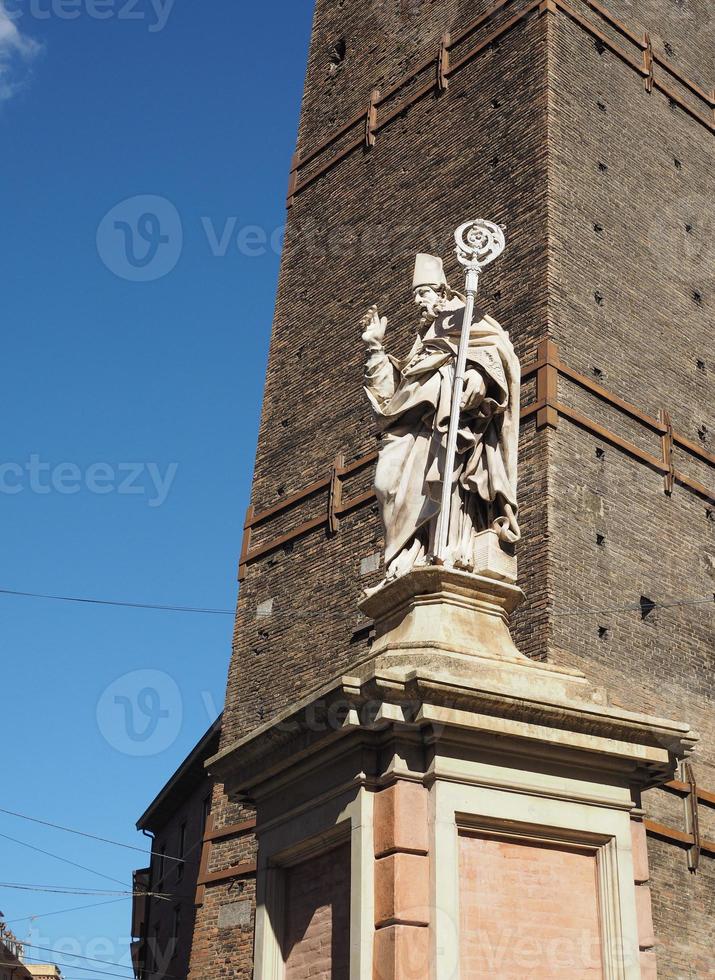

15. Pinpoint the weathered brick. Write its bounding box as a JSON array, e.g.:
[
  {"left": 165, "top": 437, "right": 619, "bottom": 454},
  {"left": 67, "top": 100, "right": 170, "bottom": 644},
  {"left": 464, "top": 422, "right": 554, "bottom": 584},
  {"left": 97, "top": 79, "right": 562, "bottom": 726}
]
[{"left": 188, "top": 1, "right": 714, "bottom": 977}]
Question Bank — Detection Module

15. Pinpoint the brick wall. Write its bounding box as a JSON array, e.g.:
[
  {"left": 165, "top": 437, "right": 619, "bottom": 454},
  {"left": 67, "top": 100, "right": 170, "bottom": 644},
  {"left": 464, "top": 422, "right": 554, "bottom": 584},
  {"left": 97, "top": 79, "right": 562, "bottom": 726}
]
[
  {"left": 186, "top": 784, "right": 255, "bottom": 980},
  {"left": 546, "top": 7, "right": 714, "bottom": 974},
  {"left": 284, "top": 843, "right": 351, "bottom": 980},
  {"left": 189, "top": 1, "right": 714, "bottom": 977}
]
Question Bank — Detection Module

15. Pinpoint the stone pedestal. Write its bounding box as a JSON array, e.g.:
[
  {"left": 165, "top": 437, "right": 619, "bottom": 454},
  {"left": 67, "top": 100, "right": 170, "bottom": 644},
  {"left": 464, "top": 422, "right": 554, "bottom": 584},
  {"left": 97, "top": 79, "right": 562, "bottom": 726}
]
[
  {"left": 209, "top": 570, "right": 697, "bottom": 979},
  {"left": 360, "top": 565, "right": 527, "bottom": 663}
]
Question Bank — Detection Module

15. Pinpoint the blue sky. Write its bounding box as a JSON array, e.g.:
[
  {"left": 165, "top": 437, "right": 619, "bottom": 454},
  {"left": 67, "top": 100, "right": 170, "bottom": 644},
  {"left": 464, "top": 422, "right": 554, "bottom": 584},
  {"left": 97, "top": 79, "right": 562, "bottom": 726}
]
[{"left": 0, "top": 0, "right": 313, "bottom": 972}]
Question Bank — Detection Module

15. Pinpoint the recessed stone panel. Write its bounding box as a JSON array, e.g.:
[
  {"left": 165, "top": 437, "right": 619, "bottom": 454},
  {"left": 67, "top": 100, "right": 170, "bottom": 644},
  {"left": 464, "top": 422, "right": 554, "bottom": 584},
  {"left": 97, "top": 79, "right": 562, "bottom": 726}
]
[{"left": 459, "top": 833, "right": 603, "bottom": 978}]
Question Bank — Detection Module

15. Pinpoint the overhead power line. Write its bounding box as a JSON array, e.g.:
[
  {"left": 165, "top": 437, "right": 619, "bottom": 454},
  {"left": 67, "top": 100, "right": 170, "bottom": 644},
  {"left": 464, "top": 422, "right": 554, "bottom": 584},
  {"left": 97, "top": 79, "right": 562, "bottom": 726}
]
[
  {"left": 22, "top": 943, "right": 137, "bottom": 972},
  {"left": 0, "top": 806, "right": 183, "bottom": 863},
  {"left": 6, "top": 897, "right": 130, "bottom": 925},
  {"left": 22, "top": 957, "right": 137, "bottom": 980},
  {"left": 0, "top": 882, "right": 167, "bottom": 899},
  {"left": 0, "top": 588, "right": 234, "bottom": 616},
  {"left": 0, "top": 831, "right": 129, "bottom": 888},
  {"left": 0, "top": 585, "right": 712, "bottom": 621},
  {"left": 22, "top": 945, "right": 178, "bottom": 980},
  {"left": 0, "top": 883, "right": 131, "bottom": 895},
  {"left": 551, "top": 595, "right": 715, "bottom": 617}
]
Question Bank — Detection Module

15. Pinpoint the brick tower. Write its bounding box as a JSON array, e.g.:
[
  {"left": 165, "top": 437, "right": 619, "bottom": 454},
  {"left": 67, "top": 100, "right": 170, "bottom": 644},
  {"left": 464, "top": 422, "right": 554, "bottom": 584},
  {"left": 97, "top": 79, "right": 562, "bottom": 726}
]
[{"left": 188, "top": 1, "right": 714, "bottom": 977}]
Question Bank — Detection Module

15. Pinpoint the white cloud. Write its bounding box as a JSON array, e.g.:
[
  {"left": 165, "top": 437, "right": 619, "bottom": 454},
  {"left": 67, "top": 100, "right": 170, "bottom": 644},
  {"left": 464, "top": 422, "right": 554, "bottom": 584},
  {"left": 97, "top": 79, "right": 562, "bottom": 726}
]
[{"left": 0, "top": 1, "right": 41, "bottom": 102}]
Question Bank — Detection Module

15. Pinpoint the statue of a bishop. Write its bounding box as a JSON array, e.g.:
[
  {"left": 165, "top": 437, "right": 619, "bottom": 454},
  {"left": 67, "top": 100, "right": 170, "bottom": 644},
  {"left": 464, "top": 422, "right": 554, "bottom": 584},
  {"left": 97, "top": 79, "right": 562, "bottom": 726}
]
[{"left": 361, "top": 252, "right": 521, "bottom": 580}]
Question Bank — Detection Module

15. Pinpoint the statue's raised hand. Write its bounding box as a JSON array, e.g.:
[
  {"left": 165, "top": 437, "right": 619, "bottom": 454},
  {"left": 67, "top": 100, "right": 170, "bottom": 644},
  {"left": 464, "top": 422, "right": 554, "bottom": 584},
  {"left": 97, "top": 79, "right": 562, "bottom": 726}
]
[{"left": 360, "top": 305, "right": 387, "bottom": 351}]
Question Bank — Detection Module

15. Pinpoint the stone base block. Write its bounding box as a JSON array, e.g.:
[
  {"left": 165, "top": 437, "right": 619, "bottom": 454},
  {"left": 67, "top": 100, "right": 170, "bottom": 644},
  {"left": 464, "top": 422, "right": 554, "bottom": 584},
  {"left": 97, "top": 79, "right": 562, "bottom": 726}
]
[
  {"left": 374, "top": 782, "right": 428, "bottom": 858},
  {"left": 636, "top": 884, "right": 656, "bottom": 949},
  {"left": 373, "top": 924, "right": 429, "bottom": 980},
  {"left": 374, "top": 852, "right": 429, "bottom": 927},
  {"left": 640, "top": 948, "right": 658, "bottom": 979},
  {"left": 631, "top": 818, "right": 650, "bottom": 884}
]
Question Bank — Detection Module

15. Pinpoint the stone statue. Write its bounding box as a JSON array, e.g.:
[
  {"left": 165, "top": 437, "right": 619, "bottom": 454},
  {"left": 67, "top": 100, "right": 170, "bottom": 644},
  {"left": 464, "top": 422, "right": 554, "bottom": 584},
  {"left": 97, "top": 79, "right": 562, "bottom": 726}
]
[{"left": 361, "top": 251, "right": 521, "bottom": 580}]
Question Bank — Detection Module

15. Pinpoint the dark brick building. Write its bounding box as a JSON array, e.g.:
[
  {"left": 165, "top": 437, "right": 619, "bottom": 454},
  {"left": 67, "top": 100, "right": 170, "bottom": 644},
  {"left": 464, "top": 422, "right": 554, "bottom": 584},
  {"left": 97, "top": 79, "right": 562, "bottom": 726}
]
[
  {"left": 189, "top": 0, "right": 714, "bottom": 976},
  {"left": 132, "top": 720, "right": 219, "bottom": 980}
]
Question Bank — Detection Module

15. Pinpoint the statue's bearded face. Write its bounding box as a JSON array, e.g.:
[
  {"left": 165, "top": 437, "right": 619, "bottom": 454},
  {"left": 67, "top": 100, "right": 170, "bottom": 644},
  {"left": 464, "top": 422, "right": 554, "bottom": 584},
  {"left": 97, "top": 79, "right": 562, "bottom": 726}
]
[{"left": 414, "top": 285, "right": 447, "bottom": 323}]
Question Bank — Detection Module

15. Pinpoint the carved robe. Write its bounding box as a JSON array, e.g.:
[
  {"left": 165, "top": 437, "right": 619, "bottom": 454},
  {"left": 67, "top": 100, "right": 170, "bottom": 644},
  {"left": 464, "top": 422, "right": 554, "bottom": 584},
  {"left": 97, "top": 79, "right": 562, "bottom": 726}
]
[{"left": 364, "top": 304, "right": 521, "bottom": 577}]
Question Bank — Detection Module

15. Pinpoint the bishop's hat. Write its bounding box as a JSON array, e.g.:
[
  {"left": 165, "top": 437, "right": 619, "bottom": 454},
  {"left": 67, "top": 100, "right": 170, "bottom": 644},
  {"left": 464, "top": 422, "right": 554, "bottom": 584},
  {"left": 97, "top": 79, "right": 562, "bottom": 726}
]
[{"left": 412, "top": 253, "right": 447, "bottom": 291}]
